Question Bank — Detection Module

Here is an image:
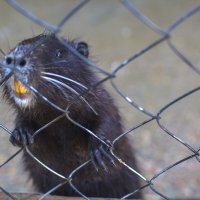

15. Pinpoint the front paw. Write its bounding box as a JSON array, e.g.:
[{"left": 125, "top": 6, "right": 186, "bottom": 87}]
[
  {"left": 89, "top": 137, "right": 115, "bottom": 172},
  {"left": 9, "top": 127, "right": 34, "bottom": 147}
]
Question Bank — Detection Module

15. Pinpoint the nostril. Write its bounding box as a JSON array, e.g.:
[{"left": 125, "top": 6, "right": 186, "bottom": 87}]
[
  {"left": 6, "top": 57, "right": 13, "bottom": 65},
  {"left": 19, "top": 59, "right": 26, "bottom": 67}
]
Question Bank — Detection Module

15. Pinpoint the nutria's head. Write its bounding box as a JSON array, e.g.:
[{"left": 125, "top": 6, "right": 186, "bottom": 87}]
[{"left": 0, "top": 33, "right": 93, "bottom": 111}]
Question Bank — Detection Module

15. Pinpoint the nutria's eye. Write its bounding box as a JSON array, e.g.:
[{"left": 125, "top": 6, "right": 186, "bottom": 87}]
[
  {"left": 56, "top": 49, "right": 67, "bottom": 59},
  {"left": 56, "top": 50, "right": 62, "bottom": 58}
]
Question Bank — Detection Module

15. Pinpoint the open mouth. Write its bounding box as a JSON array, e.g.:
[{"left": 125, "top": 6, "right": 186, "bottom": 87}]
[{"left": 13, "top": 78, "right": 33, "bottom": 107}]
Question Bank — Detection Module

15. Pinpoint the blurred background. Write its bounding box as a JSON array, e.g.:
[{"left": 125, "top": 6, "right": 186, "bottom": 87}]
[{"left": 0, "top": 0, "right": 200, "bottom": 199}]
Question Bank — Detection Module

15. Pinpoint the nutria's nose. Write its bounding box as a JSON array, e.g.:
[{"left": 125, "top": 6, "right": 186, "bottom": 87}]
[
  {"left": 5, "top": 56, "right": 14, "bottom": 66},
  {"left": 18, "top": 59, "right": 27, "bottom": 67},
  {"left": 5, "top": 55, "right": 27, "bottom": 68}
]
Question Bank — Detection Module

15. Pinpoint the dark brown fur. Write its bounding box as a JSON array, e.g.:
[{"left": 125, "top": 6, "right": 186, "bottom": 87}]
[{"left": 1, "top": 34, "right": 142, "bottom": 198}]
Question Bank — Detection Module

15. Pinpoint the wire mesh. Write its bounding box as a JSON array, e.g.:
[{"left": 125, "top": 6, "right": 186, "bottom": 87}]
[{"left": 0, "top": 0, "right": 200, "bottom": 199}]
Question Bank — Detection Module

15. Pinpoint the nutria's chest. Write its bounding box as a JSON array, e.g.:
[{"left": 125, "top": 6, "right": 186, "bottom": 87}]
[{"left": 29, "top": 119, "right": 89, "bottom": 159}]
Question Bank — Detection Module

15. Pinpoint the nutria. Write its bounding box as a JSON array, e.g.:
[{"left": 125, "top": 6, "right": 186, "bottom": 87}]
[{"left": 1, "top": 33, "right": 142, "bottom": 198}]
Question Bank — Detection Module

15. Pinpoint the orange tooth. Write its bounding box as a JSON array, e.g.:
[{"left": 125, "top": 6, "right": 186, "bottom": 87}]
[{"left": 14, "top": 79, "right": 28, "bottom": 94}]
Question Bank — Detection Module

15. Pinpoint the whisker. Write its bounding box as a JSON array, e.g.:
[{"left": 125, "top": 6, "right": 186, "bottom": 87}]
[
  {"left": 42, "top": 77, "right": 69, "bottom": 99},
  {"left": 42, "top": 76, "right": 97, "bottom": 115},
  {"left": 42, "top": 66, "right": 62, "bottom": 70},
  {"left": 42, "top": 72, "right": 88, "bottom": 90},
  {"left": 42, "top": 76, "right": 81, "bottom": 95},
  {"left": 26, "top": 83, "right": 66, "bottom": 113},
  {"left": 42, "top": 60, "right": 70, "bottom": 67},
  {"left": 5, "top": 35, "right": 11, "bottom": 51},
  {"left": 0, "top": 48, "right": 5, "bottom": 56},
  {"left": 42, "top": 66, "right": 68, "bottom": 71}
]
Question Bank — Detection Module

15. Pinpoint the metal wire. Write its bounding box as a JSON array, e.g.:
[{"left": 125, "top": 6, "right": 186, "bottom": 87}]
[{"left": 0, "top": 0, "right": 200, "bottom": 199}]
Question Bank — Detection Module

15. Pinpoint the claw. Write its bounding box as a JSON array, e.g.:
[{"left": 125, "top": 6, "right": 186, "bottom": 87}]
[
  {"left": 99, "top": 145, "right": 116, "bottom": 167},
  {"left": 9, "top": 127, "right": 34, "bottom": 147},
  {"left": 89, "top": 138, "right": 115, "bottom": 172},
  {"left": 26, "top": 130, "right": 34, "bottom": 145},
  {"left": 10, "top": 129, "right": 21, "bottom": 147},
  {"left": 21, "top": 130, "right": 28, "bottom": 146},
  {"left": 94, "top": 149, "right": 108, "bottom": 172},
  {"left": 90, "top": 151, "right": 99, "bottom": 172}
]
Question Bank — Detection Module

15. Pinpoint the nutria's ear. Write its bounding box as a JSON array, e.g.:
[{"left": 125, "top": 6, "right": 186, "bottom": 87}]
[{"left": 76, "top": 41, "right": 89, "bottom": 58}]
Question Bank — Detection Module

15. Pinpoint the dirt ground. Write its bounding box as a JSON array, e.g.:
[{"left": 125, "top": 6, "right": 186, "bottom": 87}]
[{"left": 0, "top": 0, "right": 200, "bottom": 199}]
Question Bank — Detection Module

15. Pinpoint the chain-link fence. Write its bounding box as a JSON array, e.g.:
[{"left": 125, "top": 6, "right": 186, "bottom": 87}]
[{"left": 0, "top": 0, "right": 200, "bottom": 199}]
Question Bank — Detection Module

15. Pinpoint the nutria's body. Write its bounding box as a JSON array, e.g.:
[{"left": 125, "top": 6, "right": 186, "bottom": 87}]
[{"left": 1, "top": 34, "right": 142, "bottom": 198}]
